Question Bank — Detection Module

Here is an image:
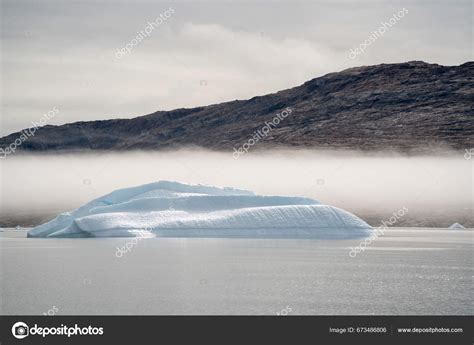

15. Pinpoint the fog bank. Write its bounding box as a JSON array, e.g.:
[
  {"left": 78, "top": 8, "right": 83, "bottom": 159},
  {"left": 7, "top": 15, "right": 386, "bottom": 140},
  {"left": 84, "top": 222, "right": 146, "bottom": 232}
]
[{"left": 0, "top": 149, "right": 472, "bottom": 227}]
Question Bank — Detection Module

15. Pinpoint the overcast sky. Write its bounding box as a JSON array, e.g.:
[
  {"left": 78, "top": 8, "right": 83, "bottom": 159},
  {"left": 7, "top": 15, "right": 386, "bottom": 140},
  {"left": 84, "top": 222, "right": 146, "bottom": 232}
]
[{"left": 0, "top": 0, "right": 472, "bottom": 136}]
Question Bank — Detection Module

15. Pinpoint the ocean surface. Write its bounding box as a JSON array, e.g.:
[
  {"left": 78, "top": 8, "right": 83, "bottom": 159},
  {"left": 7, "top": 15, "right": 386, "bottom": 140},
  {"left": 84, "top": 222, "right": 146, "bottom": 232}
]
[{"left": 0, "top": 228, "right": 472, "bottom": 315}]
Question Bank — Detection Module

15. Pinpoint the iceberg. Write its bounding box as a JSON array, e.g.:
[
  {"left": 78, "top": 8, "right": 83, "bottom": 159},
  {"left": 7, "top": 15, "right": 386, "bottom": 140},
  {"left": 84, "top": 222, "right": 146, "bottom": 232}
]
[
  {"left": 27, "top": 181, "right": 374, "bottom": 239},
  {"left": 449, "top": 223, "right": 466, "bottom": 230}
]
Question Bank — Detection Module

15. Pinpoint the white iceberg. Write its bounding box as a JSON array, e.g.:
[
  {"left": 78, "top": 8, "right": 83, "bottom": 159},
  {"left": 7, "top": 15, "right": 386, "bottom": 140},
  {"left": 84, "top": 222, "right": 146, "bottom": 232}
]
[
  {"left": 449, "top": 223, "right": 466, "bottom": 230},
  {"left": 27, "top": 181, "right": 374, "bottom": 239}
]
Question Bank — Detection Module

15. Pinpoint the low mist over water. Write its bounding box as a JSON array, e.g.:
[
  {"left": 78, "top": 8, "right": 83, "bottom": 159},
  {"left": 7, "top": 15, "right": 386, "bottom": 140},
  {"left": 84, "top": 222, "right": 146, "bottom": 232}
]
[{"left": 0, "top": 149, "right": 472, "bottom": 227}]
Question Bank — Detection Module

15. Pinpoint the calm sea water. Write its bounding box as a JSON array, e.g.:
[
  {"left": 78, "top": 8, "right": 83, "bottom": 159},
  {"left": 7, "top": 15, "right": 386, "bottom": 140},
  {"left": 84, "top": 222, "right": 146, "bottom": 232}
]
[{"left": 0, "top": 228, "right": 472, "bottom": 315}]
